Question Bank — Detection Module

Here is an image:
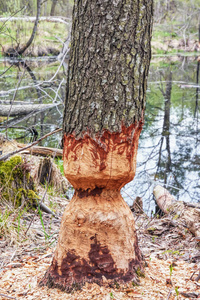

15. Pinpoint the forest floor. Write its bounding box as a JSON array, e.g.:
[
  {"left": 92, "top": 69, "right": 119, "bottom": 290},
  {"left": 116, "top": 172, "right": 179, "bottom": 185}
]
[{"left": 0, "top": 187, "right": 200, "bottom": 300}]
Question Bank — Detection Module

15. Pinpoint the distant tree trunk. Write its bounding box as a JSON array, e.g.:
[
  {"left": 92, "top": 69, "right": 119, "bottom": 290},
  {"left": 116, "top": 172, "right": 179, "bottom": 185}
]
[
  {"left": 40, "top": 0, "right": 153, "bottom": 292},
  {"left": 50, "top": 0, "right": 57, "bottom": 16},
  {"left": 17, "top": 0, "right": 42, "bottom": 55},
  {"left": 5, "top": 0, "right": 42, "bottom": 56}
]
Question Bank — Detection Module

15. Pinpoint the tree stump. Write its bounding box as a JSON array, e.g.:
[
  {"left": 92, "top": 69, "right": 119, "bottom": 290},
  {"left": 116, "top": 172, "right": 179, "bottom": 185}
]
[{"left": 40, "top": 124, "right": 144, "bottom": 291}]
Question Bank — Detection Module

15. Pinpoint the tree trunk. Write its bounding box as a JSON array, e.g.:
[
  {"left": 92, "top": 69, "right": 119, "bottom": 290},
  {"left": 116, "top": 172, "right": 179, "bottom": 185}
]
[
  {"left": 4, "top": 0, "right": 42, "bottom": 56},
  {"left": 40, "top": 0, "right": 153, "bottom": 292},
  {"left": 17, "top": 0, "right": 42, "bottom": 56},
  {"left": 50, "top": 0, "right": 57, "bottom": 16}
]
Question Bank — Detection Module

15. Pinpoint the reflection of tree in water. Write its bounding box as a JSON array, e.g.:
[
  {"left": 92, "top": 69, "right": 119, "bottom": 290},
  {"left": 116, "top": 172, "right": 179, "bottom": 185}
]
[
  {"left": 154, "top": 68, "right": 199, "bottom": 201},
  {"left": 123, "top": 60, "right": 200, "bottom": 213},
  {"left": 194, "top": 59, "right": 199, "bottom": 118},
  {"left": 156, "top": 65, "right": 199, "bottom": 202},
  {"left": 156, "top": 70, "right": 172, "bottom": 185}
]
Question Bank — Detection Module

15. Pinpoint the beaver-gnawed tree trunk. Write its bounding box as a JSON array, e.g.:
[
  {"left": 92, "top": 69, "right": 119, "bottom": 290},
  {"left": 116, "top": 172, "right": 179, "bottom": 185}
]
[{"left": 40, "top": 0, "right": 153, "bottom": 292}]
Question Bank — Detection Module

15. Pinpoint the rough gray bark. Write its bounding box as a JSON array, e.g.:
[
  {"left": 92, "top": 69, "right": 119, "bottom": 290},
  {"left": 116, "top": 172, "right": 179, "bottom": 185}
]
[{"left": 63, "top": 0, "right": 153, "bottom": 137}]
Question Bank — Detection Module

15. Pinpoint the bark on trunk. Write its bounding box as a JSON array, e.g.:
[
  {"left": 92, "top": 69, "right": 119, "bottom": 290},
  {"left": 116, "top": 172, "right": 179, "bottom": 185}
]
[{"left": 40, "top": 0, "right": 153, "bottom": 291}]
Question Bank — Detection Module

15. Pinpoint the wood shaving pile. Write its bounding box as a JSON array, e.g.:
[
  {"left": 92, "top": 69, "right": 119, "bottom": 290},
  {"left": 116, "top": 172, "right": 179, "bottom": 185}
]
[
  {"left": 0, "top": 249, "right": 200, "bottom": 299},
  {"left": 0, "top": 187, "right": 200, "bottom": 299}
]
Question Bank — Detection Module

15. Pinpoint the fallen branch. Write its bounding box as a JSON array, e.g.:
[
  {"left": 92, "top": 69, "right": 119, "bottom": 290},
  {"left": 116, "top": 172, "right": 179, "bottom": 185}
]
[
  {"left": 0, "top": 103, "right": 59, "bottom": 117},
  {"left": 17, "top": 143, "right": 63, "bottom": 158},
  {"left": 0, "top": 16, "right": 71, "bottom": 24},
  {"left": 0, "top": 293, "right": 17, "bottom": 300},
  {"left": 0, "top": 128, "right": 62, "bottom": 162}
]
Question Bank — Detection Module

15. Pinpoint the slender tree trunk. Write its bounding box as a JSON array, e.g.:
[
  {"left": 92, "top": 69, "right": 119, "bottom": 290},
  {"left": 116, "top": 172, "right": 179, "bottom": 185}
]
[
  {"left": 40, "top": 0, "right": 153, "bottom": 292},
  {"left": 17, "top": 0, "right": 42, "bottom": 56},
  {"left": 50, "top": 0, "right": 57, "bottom": 16}
]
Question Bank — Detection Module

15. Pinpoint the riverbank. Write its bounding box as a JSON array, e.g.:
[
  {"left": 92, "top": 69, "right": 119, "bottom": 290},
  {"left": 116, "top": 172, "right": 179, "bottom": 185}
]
[{"left": 1, "top": 18, "right": 199, "bottom": 58}]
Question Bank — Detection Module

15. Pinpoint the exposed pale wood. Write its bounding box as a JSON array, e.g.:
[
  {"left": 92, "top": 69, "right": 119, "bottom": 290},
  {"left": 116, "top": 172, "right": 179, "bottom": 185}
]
[
  {"left": 41, "top": 128, "right": 143, "bottom": 290},
  {"left": 41, "top": 0, "right": 153, "bottom": 292}
]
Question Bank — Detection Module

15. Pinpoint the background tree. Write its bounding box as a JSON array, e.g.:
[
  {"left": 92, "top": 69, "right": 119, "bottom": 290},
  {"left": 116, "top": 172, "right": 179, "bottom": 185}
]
[{"left": 40, "top": 0, "right": 153, "bottom": 291}]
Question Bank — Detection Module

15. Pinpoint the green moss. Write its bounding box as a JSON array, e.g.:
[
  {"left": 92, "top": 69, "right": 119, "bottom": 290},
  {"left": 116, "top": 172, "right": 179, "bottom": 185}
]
[
  {"left": 0, "top": 155, "right": 38, "bottom": 208},
  {"left": 132, "top": 281, "right": 139, "bottom": 287},
  {"left": 136, "top": 267, "right": 145, "bottom": 278},
  {"left": 147, "top": 227, "right": 156, "bottom": 231}
]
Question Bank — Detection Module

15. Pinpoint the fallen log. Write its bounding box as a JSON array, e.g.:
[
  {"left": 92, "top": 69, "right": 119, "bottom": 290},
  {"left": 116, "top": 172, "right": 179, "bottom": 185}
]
[
  {"left": 0, "top": 16, "right": 71, "bottom": 24},
  {"left": 0, "top": 128, "right": 62, "bottom": 162},
  {"left": 17, "top": 143, "right": 63, "bottom": 158},
  {"left": 154, "top": 185, "right": 200, "bottom": 237},
  {"left": 0, "top": 104, "right": 58, "bottom": 117}
]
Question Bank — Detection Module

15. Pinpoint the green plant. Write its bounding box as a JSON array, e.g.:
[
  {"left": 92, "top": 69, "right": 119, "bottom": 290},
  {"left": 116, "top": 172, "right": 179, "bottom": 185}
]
[
  {"left": 175, "top": 286, "right": 179, "bottom": 299},
  {"left": 152, "top": 236, "right": 156, "bottom": 243},
  {"left": 37, "top": 202, "right": 49, "bottom": 240},
  {"left": 169, "top": 264, "right": 174, "bottom": 278},
  {"left": 110, "top": 292, "right": 114, "bottom": 299},
  {"left": 136, "top": 267, "right": 145, "bottom": 278},
  {"left": 55, "top": 158, "right": 64, "bottom": 176}
]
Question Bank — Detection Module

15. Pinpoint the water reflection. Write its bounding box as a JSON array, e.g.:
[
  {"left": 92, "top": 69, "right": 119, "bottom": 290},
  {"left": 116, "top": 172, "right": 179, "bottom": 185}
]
[
  {"left": 0, "top": 55, "right": 199, "bottom": 213},
  {"left": 122, "top": 56, "right": 200, "bottom": 213}
]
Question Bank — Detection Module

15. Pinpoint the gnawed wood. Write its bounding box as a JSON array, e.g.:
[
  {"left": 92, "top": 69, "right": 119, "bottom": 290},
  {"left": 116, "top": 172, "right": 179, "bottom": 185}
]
[
  {"left": 40, "top": 125, "right": 144, "bottom": 290},
  {"left": 29, "top": 156, "right": 69, "bottom": 193},
  {"left": 0, "top": 138, "right": 69, "bottom": 195},
  {"left": 154, "top": 185, "right": 200, "bottom": 237}
]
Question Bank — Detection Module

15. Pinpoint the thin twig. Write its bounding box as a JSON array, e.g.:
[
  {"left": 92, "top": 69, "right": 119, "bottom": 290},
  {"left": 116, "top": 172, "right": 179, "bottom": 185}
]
[
  {"left": 0, "top": 6, "right": 26, "bottom": 32},
  {"left": 166, "top": 289, "right": 173, "bottom": 300},
  {"left": 0, "top": 293, "right": 17, "bottom": 300},
  {"left": 0, "top": 128, "right": 62, "bottom": 162},
  {"left": 0, "top": 44, "right": 69, "bottom": 97}
]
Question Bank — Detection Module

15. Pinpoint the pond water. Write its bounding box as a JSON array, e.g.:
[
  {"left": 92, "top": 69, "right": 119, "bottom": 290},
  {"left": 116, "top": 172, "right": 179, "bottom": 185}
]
[{"left": 0, "top": 55, "right": 199, "bottom": 214}]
